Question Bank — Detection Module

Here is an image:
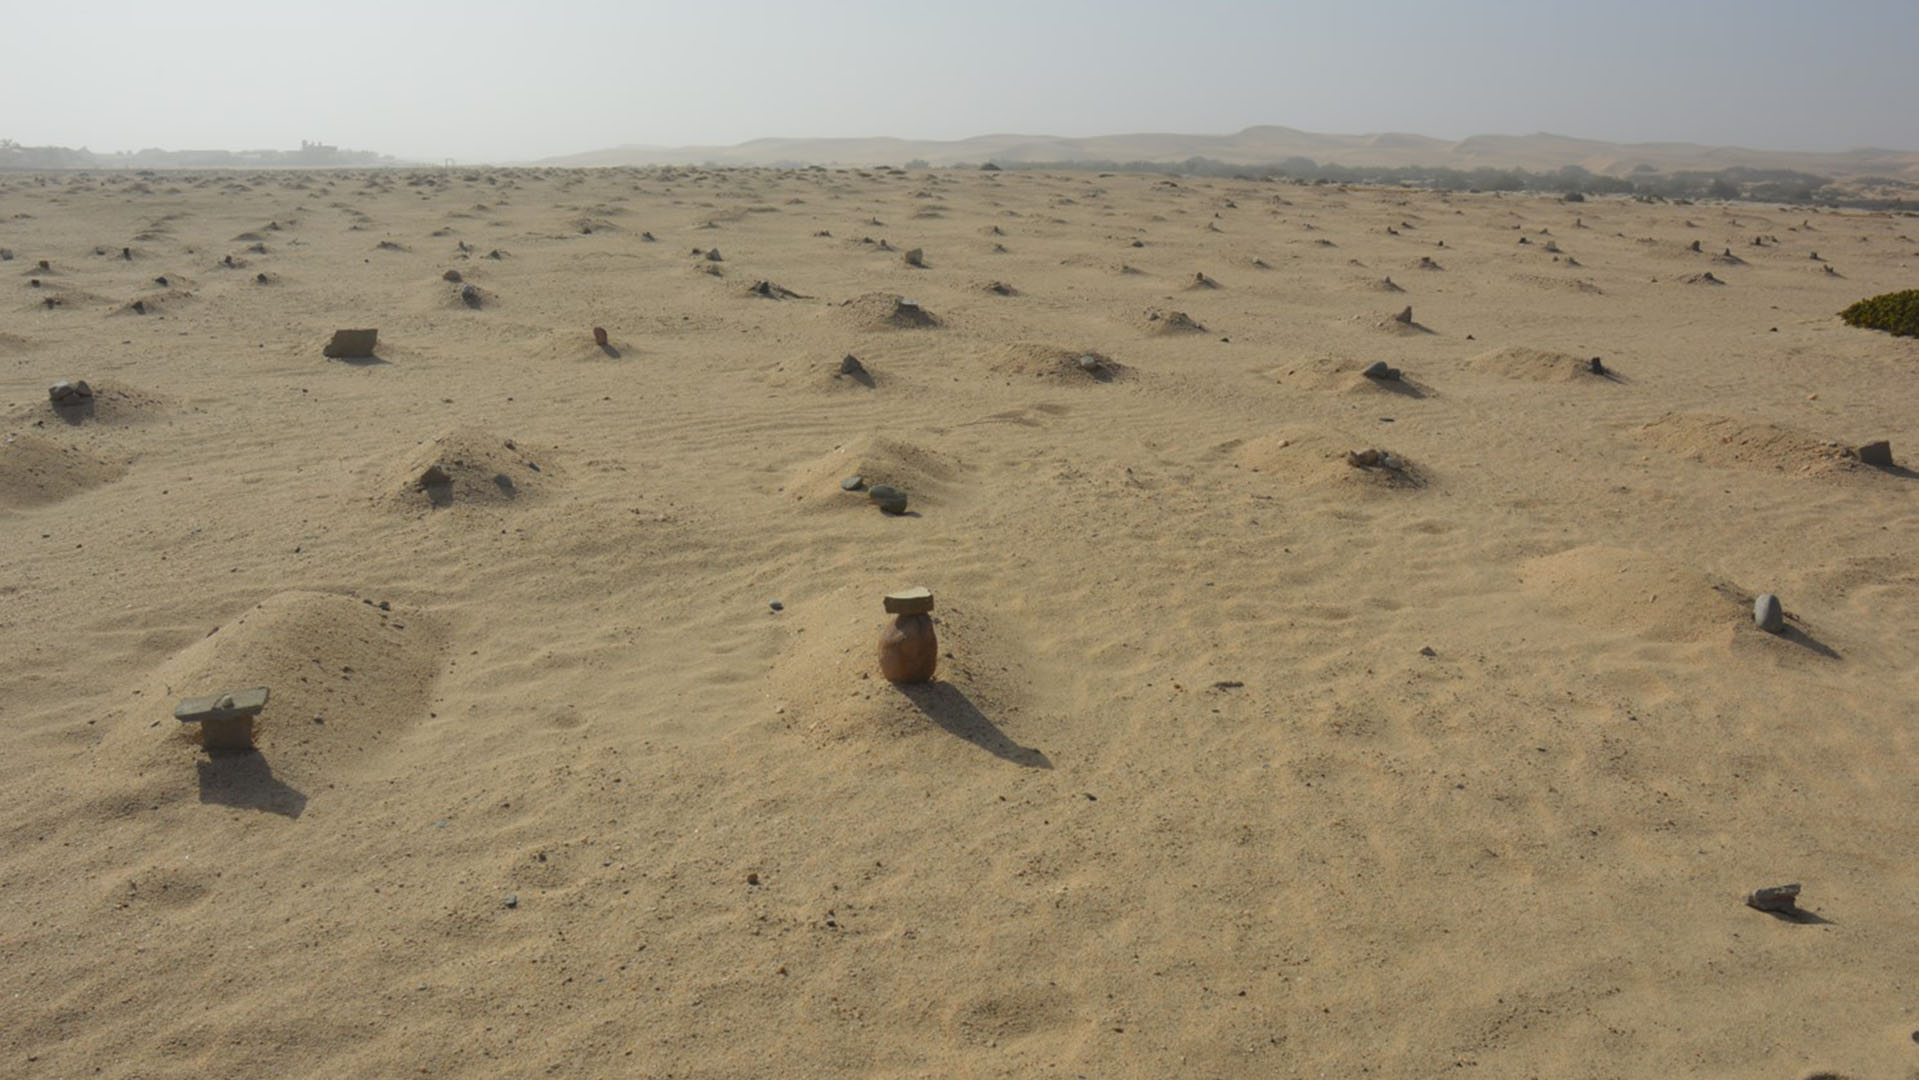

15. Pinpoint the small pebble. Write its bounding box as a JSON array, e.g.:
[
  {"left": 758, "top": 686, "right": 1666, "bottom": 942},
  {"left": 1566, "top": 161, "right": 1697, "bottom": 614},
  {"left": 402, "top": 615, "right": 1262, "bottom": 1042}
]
[
  {"left": 769, "top": 600, "right": 783, "bottom": 612},
  {"left": 1753, "top": 594, "right": 1784, "bottom": 633},
  {"left": 503, "top": 894, "right": 518, "bottom": 909},
  {"left": 841, "top": 475, "right": 865, "bottom": 491},
  {"left": 1745, "top": 884, "right": 1800, "bottom": 913}
]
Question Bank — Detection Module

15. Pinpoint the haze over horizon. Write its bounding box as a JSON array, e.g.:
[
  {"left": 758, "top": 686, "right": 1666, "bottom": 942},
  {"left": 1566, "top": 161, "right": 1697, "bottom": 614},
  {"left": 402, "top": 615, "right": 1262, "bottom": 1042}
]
[{"left": 13, "top": 0, "right": 1919, "bottom": 162}]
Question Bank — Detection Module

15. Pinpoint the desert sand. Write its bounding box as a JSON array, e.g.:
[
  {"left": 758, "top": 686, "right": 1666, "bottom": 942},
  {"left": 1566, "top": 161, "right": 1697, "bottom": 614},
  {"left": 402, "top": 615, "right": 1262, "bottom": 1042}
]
[{"left": 1, "top": 165, "right": 1915, "bottom": 1079}]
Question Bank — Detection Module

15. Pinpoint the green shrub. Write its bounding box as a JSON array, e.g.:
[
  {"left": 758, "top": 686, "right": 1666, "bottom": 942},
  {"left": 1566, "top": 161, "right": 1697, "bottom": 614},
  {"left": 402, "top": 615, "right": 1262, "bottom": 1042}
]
[{"left": 1839, "top": 290, "right": 1919, "bottom": 337}]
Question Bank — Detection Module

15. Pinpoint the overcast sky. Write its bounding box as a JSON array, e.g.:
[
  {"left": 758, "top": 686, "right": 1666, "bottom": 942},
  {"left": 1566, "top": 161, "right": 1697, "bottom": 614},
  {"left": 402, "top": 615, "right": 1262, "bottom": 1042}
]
[{"left": 11, "top": 0, "right": 1917, "bottom": 162}]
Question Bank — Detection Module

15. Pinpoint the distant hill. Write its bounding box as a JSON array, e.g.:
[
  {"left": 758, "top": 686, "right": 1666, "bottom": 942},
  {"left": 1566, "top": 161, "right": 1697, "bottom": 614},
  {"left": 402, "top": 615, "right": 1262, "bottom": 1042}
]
[{"left": 539, "top": 125, "right": 1919, "bottom": 179}]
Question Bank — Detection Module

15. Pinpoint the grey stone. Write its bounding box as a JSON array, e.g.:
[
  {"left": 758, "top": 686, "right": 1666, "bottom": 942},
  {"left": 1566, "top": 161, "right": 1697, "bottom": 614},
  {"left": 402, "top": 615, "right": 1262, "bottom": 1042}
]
[
  {"left": 903, "top": 248, "right": 925, "bottom": 267},
  {"left": 1078, "top": 355, "right": 1101, "bottom": 372},
  {"left": 443, "top": 269, "right": 463, "bottom": 283},
  {"left": 839, "top": 355, "right": 865, "bottom": 376},
  {"left": 503, "top": 894, "right": 518, "bottom": 909},
  {"left": 460, "top": 284, "right": 481, "bottom": 307},
  {"left": 867, "top": 484, "right": 908, "bottom": 514},
  {"left": 418, "top": 464, "right": 453, "bottom": 489},
  {"left": 1857, "top": 440, "right": 1893, "bottom": 467},
  {"left": 48, "top": 380, "right": 76, "bottom": 404},
  {"left": 1753, "top": 593, "right": 1784, "bottom": 633},
  {"left": 1745, "top": 884, "right": 1800, "bottom": 912},
  {"left": 769, "top": 600, "right": 784, "bottom": 612},
  {"left": 1361, "top": 360, "right": 1401, "bottom": 381},
  {"left": 1393, "top": 306, "right": 1414, "bottom": 324},
  {"left": 841, "top": 475, "right": 865, "bottom": 491},
  {"left": 705, "top": 248, "right": 723, "bottom": 262},
  {"left": 323, "top": 329, "right": 379, "bottom": 359}
]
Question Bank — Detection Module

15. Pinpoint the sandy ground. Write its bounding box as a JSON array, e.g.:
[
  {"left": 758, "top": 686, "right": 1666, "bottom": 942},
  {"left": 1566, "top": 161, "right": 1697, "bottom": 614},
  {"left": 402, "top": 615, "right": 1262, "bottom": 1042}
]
[{"left": 1, "top": 165, "right": 1916, "bottom": 1080}]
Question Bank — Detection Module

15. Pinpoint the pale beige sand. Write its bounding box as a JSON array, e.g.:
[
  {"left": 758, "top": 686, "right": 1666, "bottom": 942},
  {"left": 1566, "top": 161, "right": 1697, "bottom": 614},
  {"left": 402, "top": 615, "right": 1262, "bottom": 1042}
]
[{"left": 1, "top": 166, "right": 1916, "bottom": 1079}]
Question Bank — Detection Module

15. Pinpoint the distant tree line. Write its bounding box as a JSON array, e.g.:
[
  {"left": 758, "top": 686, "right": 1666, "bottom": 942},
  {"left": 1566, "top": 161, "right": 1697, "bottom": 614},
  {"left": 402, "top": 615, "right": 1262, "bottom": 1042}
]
[{"left": 973, "top": 156, "right": 1917, "bottom": 211}]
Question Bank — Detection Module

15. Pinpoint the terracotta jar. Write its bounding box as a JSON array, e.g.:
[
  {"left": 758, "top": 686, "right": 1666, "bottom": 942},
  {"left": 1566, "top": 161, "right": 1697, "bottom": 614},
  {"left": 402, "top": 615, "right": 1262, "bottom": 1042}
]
[{"left": 878, "top": 588, "right": 938, "bottom": 683}]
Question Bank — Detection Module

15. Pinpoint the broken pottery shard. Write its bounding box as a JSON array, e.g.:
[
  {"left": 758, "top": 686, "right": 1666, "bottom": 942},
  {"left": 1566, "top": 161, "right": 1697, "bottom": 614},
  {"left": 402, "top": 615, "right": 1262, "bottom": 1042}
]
[
  {"left": 1746, "top": 884, "right": 1800, "bottom": 912},
  {"left": 883, "top": 587, "right": 935, "bottom": 615},
  {"left": 1857, "top": 440, "right": 1893, "bottom": 467},
  {"left": 323, "top": 329, "right": 379, "bottom": 359}
]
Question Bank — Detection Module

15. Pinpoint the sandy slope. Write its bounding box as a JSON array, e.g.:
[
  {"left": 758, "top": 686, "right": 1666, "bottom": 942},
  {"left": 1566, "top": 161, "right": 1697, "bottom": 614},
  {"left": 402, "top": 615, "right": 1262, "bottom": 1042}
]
[{"left": 1, "top": 165, "right": 1916, "bottom": 1080}]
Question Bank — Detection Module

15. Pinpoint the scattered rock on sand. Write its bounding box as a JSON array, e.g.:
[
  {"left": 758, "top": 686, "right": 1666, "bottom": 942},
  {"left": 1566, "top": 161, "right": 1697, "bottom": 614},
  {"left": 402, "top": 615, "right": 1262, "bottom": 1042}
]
[
  {"left": 839, "top": 354, "right": 866, "bottom": 377},
  {"left": 48, "top": 379, "right": 94, "bottom": 405},
  {"left": 867, "top": 484, "right": 909, "bottom": 514},
  {"left": 323, "top": 329, "right": 379, "bottom": 359},
  {"left": 1746, "top": 884, "right": 1800, "bottom": 912},
  {"left": 903, "top": 248, "right": 926, "bottom": 268},
  {"left": 1361, "top": 360, "right": 1401, "bottom": 381},
  {"left": 1753, "top": 594, "right": 1785, "bottom": 633},
  {"left": 1393, "top": 306, "right": 1414, "bottom": 325},
  {"left": 1857, "top": 440, "right": 1893, "bottom": 466}
]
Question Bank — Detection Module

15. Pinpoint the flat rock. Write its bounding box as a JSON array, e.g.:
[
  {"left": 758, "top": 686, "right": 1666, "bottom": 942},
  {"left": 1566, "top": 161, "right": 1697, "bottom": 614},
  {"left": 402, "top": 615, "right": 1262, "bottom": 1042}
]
[
  {"left": 324, "top": 328, "right": 379, "bottom": 359},
  {"left": 883, "top": 587, "right": 935, "bottom": 615},
  {"left": 1746, "top": 883, "right": 1800, "bottom": 912},
  {"left": 174, "top": 685, "right": 271, "bottom": 723}
]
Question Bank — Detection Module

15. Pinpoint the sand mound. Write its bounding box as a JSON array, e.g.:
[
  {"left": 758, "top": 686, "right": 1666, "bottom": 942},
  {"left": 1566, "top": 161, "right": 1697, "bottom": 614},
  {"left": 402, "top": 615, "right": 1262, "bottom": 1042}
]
[
  {"left": 983, "top": 343, "right": 1132, "bottom": 383},
  {"left": 0, "top": 431, "right": 126, "bottom": 508},
  {"left": 1637, "top": 413, "right": 1864, "bottom": 474},
  {"left": 97, "top": 590, "right": 449, "bottom": 799},
  {"left": 1468, "top": 346, "right": 1612, "bottom": 383},
  {"left": 839, "top": 292, "right": 939, "bottom": 329},
  {"left": 1141, "top": 309, "right": 1207, "bottom": 334},
  {"left": 780, "top": 434, "right": 963, "bottom": 508},
  {"left": 1228, "top": 426, "right": 1428, "bottom": 491},
  {"left": 764, "top": 584, "right": 1046, "bottom": 765},
  {"left": 1519, "top": 545, "right": 1742, "bottom": 644},
  {"left": 14, "top": 382, "right": 169, "bottom": 427},
  {"left": 760, "top": 354, "right": 880, "bottom": 392},
  {"left": 378, "top": 427, "right": 554, "bottom": 509}
]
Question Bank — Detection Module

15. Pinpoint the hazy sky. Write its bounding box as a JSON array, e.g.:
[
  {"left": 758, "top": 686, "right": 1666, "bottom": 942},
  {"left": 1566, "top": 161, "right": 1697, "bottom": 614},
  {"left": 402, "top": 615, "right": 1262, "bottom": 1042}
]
[{"left": 12, "top": 0, "right": 1917, "bottom": 161}]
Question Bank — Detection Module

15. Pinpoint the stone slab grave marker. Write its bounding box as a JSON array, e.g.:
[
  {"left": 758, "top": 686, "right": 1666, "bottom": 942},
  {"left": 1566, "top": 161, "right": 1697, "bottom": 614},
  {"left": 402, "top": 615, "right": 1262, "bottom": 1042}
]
[
  {"left": 175, "top": 686, "right": 270, "bottom": 752},
  {"left": 323, "top": 329, "right": 379, "bottom": 359}
]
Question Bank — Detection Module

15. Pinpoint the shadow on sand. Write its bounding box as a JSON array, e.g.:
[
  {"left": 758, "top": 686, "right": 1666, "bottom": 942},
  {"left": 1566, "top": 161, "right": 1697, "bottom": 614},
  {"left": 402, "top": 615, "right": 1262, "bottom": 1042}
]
[
  {"left": 895, "top": 682, "right": 1051, "bottom": 769},
  {"left": 196, "top": 750, "right": 307, "bottom": 818}
]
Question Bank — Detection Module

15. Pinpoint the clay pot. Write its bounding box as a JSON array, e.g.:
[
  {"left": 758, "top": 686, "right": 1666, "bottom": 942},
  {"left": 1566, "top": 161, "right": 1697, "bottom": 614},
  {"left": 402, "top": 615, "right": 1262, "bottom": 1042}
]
[{"left": 878, "top": 614, "right": 938, "bottom": 683}]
